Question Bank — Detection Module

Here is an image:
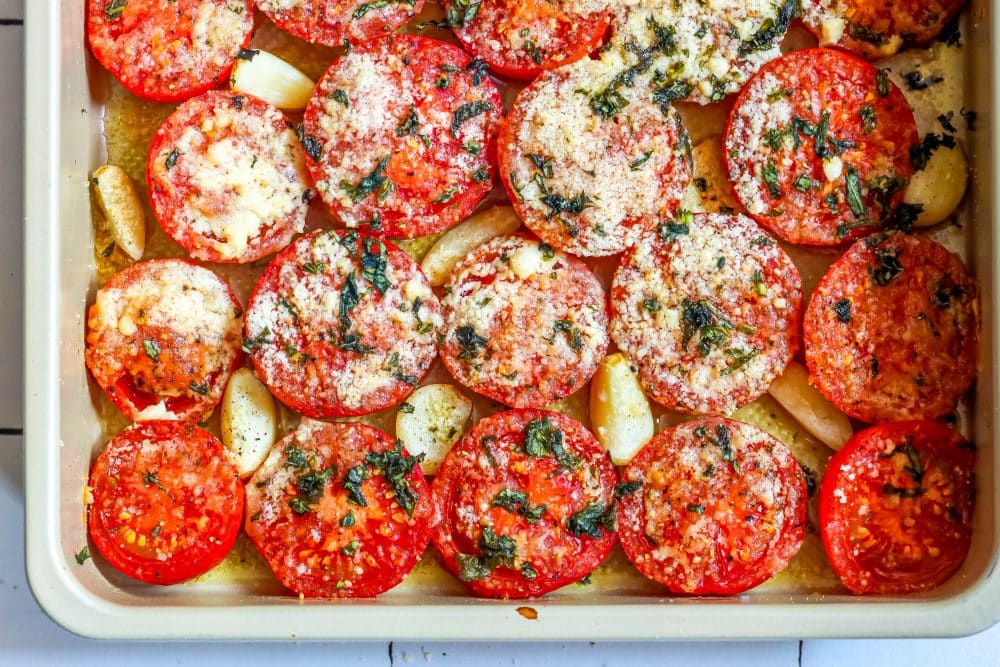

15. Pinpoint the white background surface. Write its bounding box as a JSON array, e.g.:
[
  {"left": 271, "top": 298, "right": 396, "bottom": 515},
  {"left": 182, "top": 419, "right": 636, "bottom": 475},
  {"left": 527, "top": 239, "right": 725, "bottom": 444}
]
[{"left": 2, "top": 2, "right": 999, "bottom": 664}]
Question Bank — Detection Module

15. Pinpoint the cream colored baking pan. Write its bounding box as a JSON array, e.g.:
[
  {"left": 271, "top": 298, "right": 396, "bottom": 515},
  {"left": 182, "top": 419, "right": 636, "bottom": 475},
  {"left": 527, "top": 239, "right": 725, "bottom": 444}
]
[{"left": 22, "top": 0, "right": 1000, "bottom": 640}]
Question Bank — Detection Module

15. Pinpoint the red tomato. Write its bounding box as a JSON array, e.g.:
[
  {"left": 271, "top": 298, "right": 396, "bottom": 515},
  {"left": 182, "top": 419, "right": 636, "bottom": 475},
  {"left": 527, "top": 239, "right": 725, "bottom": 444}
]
[
  {"left": 819, "top": 421, "right": 975, "bottom": 594},
  {"left": 609, "top": 213, "right": 802, "bottom": 416},
  {"left": 84, "top": 259, "right": 245, "bottom": 422},
  {"left": 245, "top": 420, "right": 433, "bottom": 598},
  {"left": 801, "top": 0, "right": 964, "bottom": 59},
  {"left": 617, "top": 417, "right": 807, "bottom": 595},
  {"left": 803, "top": 231, "right": 978, "bottom": 423},
  {"left": 498, "top": 57, "right": 692, "bottom": 256},
  {"left": 86, "top": 0, "right": 254, "bottom": 103},
  {"left": 256, "top": 0, "right": 424, "bottom": 47},
  {"left": 87, "top": 420, "right": 244, "bottom": 585},
  {"left": 444, "top": 0, "right": 612, "bottom": 80},
  {"left": 431, "top": 409, "right": 619, "bottom": 598},
  {"left": 300, "top": 35, "right": 503, "bottom": 239},
  {"left": 147, "top": 91, "right": 312, "bottom": 264},
  {"left": 438, "top": 235, "right": 609, "bottom": 408},
  {"left": 723, "top": 48, "right": 918, "bottom": 246},
  {"left": 243, "top": 229, "right": 441, "bottom": 418}
]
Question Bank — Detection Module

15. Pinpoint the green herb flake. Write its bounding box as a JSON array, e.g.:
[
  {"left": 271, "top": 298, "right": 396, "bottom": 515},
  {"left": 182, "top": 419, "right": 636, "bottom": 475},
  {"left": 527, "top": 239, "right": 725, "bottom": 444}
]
[
  {"left": 75, "top": 546, "right": 91, "bottom": 565},
  {"left": 523, "top": 416, "right": 579, "bottom": 470},
  {"left": 365, "top": 441, "right": 425, "bottom": 516},
  {"left": 566, "top": 503, "right": 616, "bottom": 538},
  {"left": 451, "top": 100, "right": 492, "bottom": 137},
  {"left": 142, "top": 339, "right": 161, "bottom": 362}
]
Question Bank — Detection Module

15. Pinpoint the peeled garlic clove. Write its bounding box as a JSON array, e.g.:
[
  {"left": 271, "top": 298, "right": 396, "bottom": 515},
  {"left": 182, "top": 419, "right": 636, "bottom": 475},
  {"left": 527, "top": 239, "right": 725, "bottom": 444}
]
[
  {"left": 590, "top": 353, "right": 655, "bottom": 465},
  {"left": 421, "top": 206, "right": 522, "bottom": 286},
  {"left": 230, "top": 50, "right": 315, "bottom": 111},
  {"left": 221, "top": 368, "right": 279, "bottom": 478},
  {"left": 768, "top": 361, "right": 853, "bottom": 451},
  {"left": 395, "top": 384, "right": 473, "bottom": 475},
  {"left": 92, "top": 164, "right": 146, "bottom": 261},
  {"left": 904, "top": 142, "right": 969, "bottom": 227}
]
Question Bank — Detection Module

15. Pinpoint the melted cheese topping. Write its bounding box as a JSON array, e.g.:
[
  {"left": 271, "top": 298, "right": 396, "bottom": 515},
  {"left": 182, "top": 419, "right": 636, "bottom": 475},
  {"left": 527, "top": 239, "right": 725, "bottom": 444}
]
[
  {"left": 610, "top": 213, "right": 801, "bottom": 416},
  {"left": 505, "top": 54, "right": 691, "bottom": 256},
  {"left": 440, "top": 235, "right": 609, "bottom": 408},
  {"left": 608, "top": 0, "right": 792, "bottom": 105},
  {"left": 244, "top": 231, "right": 441, "bottom": 415},
  {"left": 152, "top": 94, "right": 310, "bottom": 262}
]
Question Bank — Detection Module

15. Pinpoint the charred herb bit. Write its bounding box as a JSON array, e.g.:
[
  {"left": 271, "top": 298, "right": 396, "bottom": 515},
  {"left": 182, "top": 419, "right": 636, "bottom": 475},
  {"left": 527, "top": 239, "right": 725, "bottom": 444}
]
[
  {"left": 100, "top": 243, "right": 115, "bottom": 257},
  {"left": 142, "top": 339, "right": 161, "bottom": 362},
  {"left": 687, "top": 503, "right": 706, "bottom": 514},
  {"left": 298, "top": 130, "right": 323, "bottom": 162},
  {"left": 341, "top": 540, "right": 361, "bottom": 556},
  {"left": 961, "top": 107, "right": 978, "bottom": 131},
  {"left": 883, "top": 483, "right": 926, "bottom": 498},
  {"left": 278, "top": 296, "right": 300, "bottom": 324},
  {"left": 463, "top": 140, "right": 482, "bottom": 155},
  {"left": 331, "top": 89, "right": 349, "bottom": 107},
  {"left": 285, "top": 444, "right": 311, "bottom": 469},
  {"left": 833, "top": 298, "right": 852, "bottom": 323},
  {"left": 721, "top": 347, "right": 760, "bottom": 375},
  {"left": 652, "top": 80, "right": 694, "bottom": 112},
  {"left": 164, "top": 149, "right": 181, "bottom": 170},
  {"left": 446, "top": 0, "right": 481, "bottom": 28},
  {"left": 466, "top": 57, "right": 490, "bottom": 86},
  {"left": 340, "top": 511, "right": 356, "bottom": 528},
  {"left": 360, "top": 236, "right": 390, "bottom": 294},
  {"left": 860, "top": 104, "right": 877, "bottom": 134},
  {"left": 527, "top": 153, "right": 554, "bottom": 178},
  {"left": 866, "top": 175, "right": 907, "bottom": 217},
  {"left": 457, "top": 525, "right": 517, "bottom": 581},
  {"left": 903, "top": 70, "right": 944, "bottom": 91},
  {"left": 415, "top": 18, "right": 450, "bottom": 30},
  {"left": 762, "top": 160, "right": 781, "bottom": 199},
  {"left": 433, "top": 187, "right": 460, "bottom": 204},
  {"left": 242, "top": 327, "right": 271, "bottom": 352},
  {"left": 696, "top": 424, "right": 737, "bottom": 472},
  {"left": 455, "top": 324, "right": 488, "bottom": 360},
  {"left": 933, "top": 277, "right": 966, "bottom": 309},
  {"left": 615, "top": 480, "right": 642, "bottom": 498},
  {"left": 521, "top": 563, "right": 538, "bottom": 580},
  {"left": 751, "top": 235, "right": 774, "bottom": 247},
  {"left": 104, "top": 0, "right": 127, "bottom": 20},
  {"left": 642, "top": 297, "right": 660, "bottom": 313},
  {"left": 451, "top": 100, "right": 493, "bottom": 137},
  {"left": 188, "top": 381, "right": 209, "bottom": 396},
  {"left": 848, "top": 22, "right": 888, "bottom": 45},
  {"left": 341, "top": 154, "right": 393, "bottom": 202},
  {"left": 541, "top": 191, "right": 589, "bottom": 219},
  {"left": 142, "top": 469, "right": 173, "bottom": 500},
  {"left": 288, "top": 497, "right": 311, "bottom": 515},
  {"left": 566, "top": 503, "right": 616, "bottom": 538},
  {"left": 523, "top": 416, "right": 579, "bottom": 470},
  {"left": 938, "top": 111, "right": 957, "bottom": 133},
  {"left": 870, "top": 246, "right": 904, "bottom": 286},
  {"left": 657, "top": 218, "right": 690, "bottom": 242},
  {"left": 763, "top": 128, "right": 785, "bottom": 151},
  {"left": 876, "top": 68, "right": 891, "bottom": 97},
  {"left": 75, "top": 546, "right": 91, "bottom": 565},
  {"left": 396, "top": 104, "right": 425, "bottom": 142},
  {"left": 492, "top": 488, "right": 547, "bottom": 524},
  {"left": 739, "top": 0, "right": 796, "bottom": 55},
  {"left": 910, "top": 133, "right": 956, "bottom": 171},
  {"left": 290, "top": 465, "right": 336, "bottom": 514},
  {"left": 681, "top": 299, "right": 733, "bottom": 357},
  {"left": 887, "top": 202, "right": 922, "bottom": 232},
  {"left": 844, "top": 165, "right": 866, "bottom": 219},
  {"left": 824, "top": 193, "right": 840, "bottom": 215},
  {"left": 938, "top": 13, "right": 962, "bottom": 46},
  {"left": 342, "top": 464, "right": 370, "bottom": 507},
  {"left": 546, "top": 319, "right": 583, "bottom": 351},
  {"left": 366, "top": 441, "right": 424, "bottom": 516},
  {"left": 236, "top": 47, "right": 259, "bottom": 61}
]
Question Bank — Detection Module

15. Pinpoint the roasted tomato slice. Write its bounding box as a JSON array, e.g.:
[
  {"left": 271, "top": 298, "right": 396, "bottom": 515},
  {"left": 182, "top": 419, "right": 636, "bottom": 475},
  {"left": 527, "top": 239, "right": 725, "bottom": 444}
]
[
  {"left": 245, "top": 420, "right": 433, "bottom": 598},
  {"left": 86, "top": 0, "right": 254, "bottom": 102},
  {"left": 819, "top": 420, "right": 975, "bottom": 594},
  {"left": 84, "top": 259, "right": 244, "bottom": 422},
  {"left": 499, "top": 56, "right": 691, "bottom": 257},
  {"left": 617, "top": 417, "right": 807, "bottom": 595},
  {"left": 147, "top": 91, "right": 312, "bottom": 264},
  {"left": 801, "top": 0, "right": 964, "bottom": 60},
  {"left": 301, "top": 34, "right": 503, "bottom": 238},
  {"left": 243, "top": 229, "right": 441, "bottom": 418},
  {"left": 803, "top": 231, "right": 978, "bottom": 423},
  {"left": 256, "top": 0, "right": 424, "bottom": 47},
  {"left": 87, "top": 420, "right": 244, "bottom": 585},
  {"left": 723, "top": 48, "right": 918, "bottom": 246},
  {"left": 444, "top": 0, "right": 613, "bottom": 80},
  {"left": 431, "top": 409, "right": 619, "bottom": 598},
  {"left": 439, "top": 234, "right": 609, "bottom": 408},
  {"left": 609, "top": 212, "right": 802, "bottom": 416}
]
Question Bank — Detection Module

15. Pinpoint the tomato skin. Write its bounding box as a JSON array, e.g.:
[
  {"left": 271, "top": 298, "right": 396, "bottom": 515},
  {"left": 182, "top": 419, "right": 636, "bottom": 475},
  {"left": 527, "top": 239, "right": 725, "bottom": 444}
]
[
  {"left": 723, "top": 48, "right": 918, "bottom": 246},
  {"left": 431, "top": 409, "right": 619, "bottom": 598},
  {"left": 147, "top": 91, "right": 311, "bottom": 264},
  {"left": 87, "top": 421, "right": 244, "bottom": 585},
  {"left": 438, "top": 234, "right": 609, "bottom": 408},
  {"left": 86, "top": 0, "right": 254, "bottom": 103},
  {"left": 803, "top": 231, "right": 978, "bottom": 423},
  {"left": 85, "top": 259, "right": 245, "bottom": 423},
  {"left": 819, "top": 421, "right": 975, "bottom": 595},
  {"left": 445, "top": 0, "right": 612, "bottom": 80},
  {"left": 245, "top": 420, "right": 433, "bottom": 598},
  {"left": 301, "top": 35, "right": 503, "bottom": 239},
  {"left": 256, "top": 0, "right": 425, "bottom": 47},
  {"left": 617, "top": 417, "right": 807, "bottom": 595}
]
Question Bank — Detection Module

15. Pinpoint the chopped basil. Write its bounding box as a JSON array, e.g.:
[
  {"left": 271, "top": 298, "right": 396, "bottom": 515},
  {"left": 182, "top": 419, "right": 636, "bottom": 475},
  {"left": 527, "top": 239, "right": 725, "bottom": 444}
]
[
  {"left": 342, "top": 540, "right": 361, "bottom": 555},
  {"left": 455, "top": 325, "right": 488, "bottom": 360},
  {"left": 523, "top": 416, "right": 579, "bottom": 470},
  {"left": 681, "top": 298, "right": 733, "bottom": 357},
  {"left": 104, "top": 0, "right": 127, "bottom": 20},
  {"left": 833, "top": 298, "right": 852, "bottom": 323},
  {"left": 396, "top": 104, "right": 430, "bottom": 147},
  {"left": 762, "top": 160, "right": 781, "bottom": 198},
  {"left": 298, "top": 128, "right": 323, "bottom": 162},
  {"left": 340, "top": 511, "right": 356, "bottom": 528},
  {"left": 657, "top": 220, "right": 690, "bottom": 242},
  {"left": 614, "top": 481, "right": 642, "bottom": 498},
  {"left": 566, "top": 503, "right": 616, "bottom": 538},
  {"left": 721, "top": 347, "right": 760, "bottom": 375},
  {"left": 910, "top": 133, "right": 956, "bottom": 171},
  {"left": 687, "top": 503, "right": 706, "bottom": 514},
  {"left": 352, "top": 0, "right": 414, "bottom": 21},
  {"left": 341, "top": 155, "right": 393, "bottom": 202},
  {"left": 541, "top": 191, "right": 589, "bottom": 219},
  {"left": 142, "top": 339, "right": 161, "bottom": 362},
  {"left": 527, "top": 153, "right": 553, "bottom": 178},
  {"left": 870, "top": 246, "right": 903, "bottom": 286},
  {"left": 903, "top": 70, "right": 944, "bottom": 91},
  {"left": 876, "top": 68, "right": 891, "bottom": 97},
  {"left": 360, "top": 236, "right": 390, "bottom": 294},
  {"left": 456, "top": 525, "right": 516, "bottom": 581},
  {"left": 451, "top": 100, "right": 492, "bottom": 137},
  {"left": 793, "top": 174, "right": 818, "bottom": 192},
  {"left": 446, "top": 0, "right": 481, "bottom": 28},
  {"left": 141, "top": 469, "right": 172, "bottom": 499},
  {"left": 75, "top": 546, "right": 91, "bottom": 565},
  {"left": 738, "top": 0, "right": 796, "bottom": 55},
  {"left": 365, "top": 441, "right": 424, "bottom": 516},
  {"left": 695, "top": 424, "right": 737, "bottom": 473},
  {"left": 860, "top": 104, "right": 877, "bottom": 134},
  {"left": 188, "top": 382, "right": 209, "bottom": 396},
  {"left": 883, "top": 484, "right": 926, "bottom": 498},
  {"left": 331, "top": 89, "right": 349, "bottom": 107},
  {"left": 642, "top": 297, "right": 660, "bottom": 313},
  {"left": 848, "top": 22, "right": 888, "bottom": 45},
  {"left": 164, "top": 149, "right": 180, "bottom": 170},
  {"left": 844, "top": 166, "right": 865, "bottom": 218},
  {"left": 341, "top": 464, "right": 370, "bottom": 507},
  {"left": 652, "top": 80, "right": 694, "bottom": 113},
  {"left": 491, "top": 488, "right": 547, "bottom": 524}
]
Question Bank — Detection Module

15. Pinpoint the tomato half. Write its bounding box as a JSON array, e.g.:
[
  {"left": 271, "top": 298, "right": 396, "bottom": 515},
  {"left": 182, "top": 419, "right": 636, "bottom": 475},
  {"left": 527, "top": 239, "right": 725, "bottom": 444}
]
[
  {"left": 609, "top": 213, "right": 802, "bottom": 416},
  {"left": 147, "top": 91, "right": 312, "bottom": 264},
  {"left": 444, "top": 0, "right": 613, "bottom": 80},
  {"left": 499, "top": 56, "right": 692, "bottom": 257},
  {"left": 86, "top": 0, "right": 254, "bottom": 103},
  {"left": 801, "top": 0, "right": 964, "bottom": 59},
  {"left": 723, "top": 48, "right": 919, "bottom": 246},
  {"left": 256, "top": 0, "right": 424, "bottom": 47},
  {"left": 87, "top": 420, "right": 244, "bottom": 585},
  {"left": 84, "top": 259, "right": 245, "bottom": 423},
  {"left": 245, "top": 420, "right": 433, "bottom": 598},
  {"left": 431, "top": 409, "right": 619, "bottom": 598},
  {"left": 438, "top": 234, "right": 609, "bottom": 408},
  {"left": 819, "top": 420, "right": 975, "bottom": 594},
  {"left": 243, "top": 229, "right": 441, "bottom": 418},
  {"left": 301, "top": 35, "right": 503, "bottom": 238},
  {"left": 803, "top": 231, "right": 978, "bottom": 423},
  {"left": 617, "top": 417, "right": 807, "bottom": 595}
]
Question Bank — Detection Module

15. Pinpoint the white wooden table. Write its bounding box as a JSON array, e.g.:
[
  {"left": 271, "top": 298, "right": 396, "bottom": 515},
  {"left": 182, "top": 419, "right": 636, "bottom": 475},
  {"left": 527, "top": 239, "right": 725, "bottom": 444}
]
[{"left": 2, "top": 2, "right": 999, "bottom": 663}]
